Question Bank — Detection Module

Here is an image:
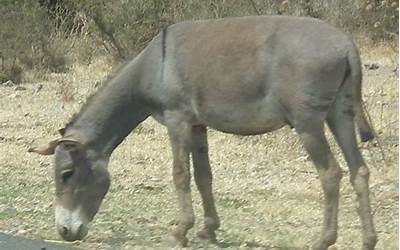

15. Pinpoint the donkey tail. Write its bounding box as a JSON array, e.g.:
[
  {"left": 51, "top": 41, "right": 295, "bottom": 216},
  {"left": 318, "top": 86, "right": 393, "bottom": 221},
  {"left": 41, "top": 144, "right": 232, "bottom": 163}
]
[{"left": 347, "top": 44, "right": 375, "bottom": 142}]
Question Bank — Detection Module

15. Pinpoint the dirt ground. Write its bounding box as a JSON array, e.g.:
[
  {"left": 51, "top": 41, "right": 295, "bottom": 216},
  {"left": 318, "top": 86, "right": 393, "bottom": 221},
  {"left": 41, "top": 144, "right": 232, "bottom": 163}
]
[{"left": 0, "top": 42, "right": 398, "bottom": 249}]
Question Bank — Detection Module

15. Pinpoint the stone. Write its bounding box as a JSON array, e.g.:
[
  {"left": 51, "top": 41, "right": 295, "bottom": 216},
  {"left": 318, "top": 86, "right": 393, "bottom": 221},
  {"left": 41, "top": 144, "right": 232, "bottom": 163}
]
[
  {"left": 14, "top": 86, "right": 26, "bottom": 91},
  {"left": 2, "top": 80, "right": 15, "bottom": 86},
  {"left": 364, "top": 63, "right": 379, "bottom": 70}
]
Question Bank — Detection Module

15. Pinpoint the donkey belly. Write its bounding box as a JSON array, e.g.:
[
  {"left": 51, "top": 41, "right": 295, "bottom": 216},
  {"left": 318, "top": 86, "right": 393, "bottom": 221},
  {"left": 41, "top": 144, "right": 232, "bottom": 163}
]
[{"left": 194, "top": 97, "right": 286, "bottom": 135}]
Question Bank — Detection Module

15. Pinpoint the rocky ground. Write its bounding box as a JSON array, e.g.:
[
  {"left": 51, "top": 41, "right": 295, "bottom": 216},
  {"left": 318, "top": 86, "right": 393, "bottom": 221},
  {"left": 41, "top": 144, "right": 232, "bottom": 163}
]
[{"left": 0, "top": 43, "right": 398, "bottom": 249}]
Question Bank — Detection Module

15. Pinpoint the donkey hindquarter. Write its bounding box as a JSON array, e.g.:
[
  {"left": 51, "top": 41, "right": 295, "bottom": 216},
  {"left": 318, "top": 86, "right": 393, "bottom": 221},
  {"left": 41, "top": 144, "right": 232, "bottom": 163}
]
[{"left": 146, "top": 16, "right": 377, "bottom": 249}]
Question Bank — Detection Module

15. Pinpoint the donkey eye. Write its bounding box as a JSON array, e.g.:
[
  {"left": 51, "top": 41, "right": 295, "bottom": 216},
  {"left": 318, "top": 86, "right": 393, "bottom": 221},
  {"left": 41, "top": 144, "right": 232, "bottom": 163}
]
[{"left": 61, "top": 169, "right": 74, "bottom": 183}]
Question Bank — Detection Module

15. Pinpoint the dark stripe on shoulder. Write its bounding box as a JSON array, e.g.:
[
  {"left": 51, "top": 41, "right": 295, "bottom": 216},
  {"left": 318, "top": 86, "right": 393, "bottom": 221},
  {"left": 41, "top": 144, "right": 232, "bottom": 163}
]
[{"left": 161, "top": 27, "right": 167, "bottom": 62}]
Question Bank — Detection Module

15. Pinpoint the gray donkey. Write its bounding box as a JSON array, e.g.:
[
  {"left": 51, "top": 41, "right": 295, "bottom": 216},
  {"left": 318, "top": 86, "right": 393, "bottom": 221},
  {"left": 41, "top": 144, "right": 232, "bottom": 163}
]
[{"left": 30, "top": 16, "right": 377, "bottom": 249}]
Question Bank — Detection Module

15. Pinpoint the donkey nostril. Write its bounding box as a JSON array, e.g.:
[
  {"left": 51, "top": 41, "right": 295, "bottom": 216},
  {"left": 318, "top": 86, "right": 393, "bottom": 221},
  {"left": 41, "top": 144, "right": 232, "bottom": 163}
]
[
  {"left": 57, "top": 225, "right": 69, "bottom": 238},
  {"left": 62, "top": 227, "right": 68, "bottom": 235},
  {"left": 62, "top": 226, "right": 69, "bottom": 236}
]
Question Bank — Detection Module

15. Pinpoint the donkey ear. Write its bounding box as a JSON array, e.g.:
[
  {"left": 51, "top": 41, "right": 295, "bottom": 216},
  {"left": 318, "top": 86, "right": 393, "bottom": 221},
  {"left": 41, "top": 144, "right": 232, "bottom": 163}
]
[
  {"left": 28, "top": 139, "right": 59, "bottom": 155},
  {"left": 28, "top": 135, "right": 83, "bottom": 156},
  {"left": 58, "top": 139, "right": 83, "bottom": 151},
  {"left": 58, "top": 136, "right": 81, "bottom": 144}
]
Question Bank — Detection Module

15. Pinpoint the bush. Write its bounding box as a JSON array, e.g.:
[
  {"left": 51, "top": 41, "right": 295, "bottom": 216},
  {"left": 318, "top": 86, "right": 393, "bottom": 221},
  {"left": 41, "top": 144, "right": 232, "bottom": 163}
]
[
  {"left": 77, "top": 0, "right": 398, "bottom": 60},
  {"left": 0, "top": 1, "right": 78, "bottom": 82},
  {"left": 0, "top": 0, "right": 397, "bottom": 74},
  {"left": 359, "top": 0, "right": 399, "bottom": 40}
]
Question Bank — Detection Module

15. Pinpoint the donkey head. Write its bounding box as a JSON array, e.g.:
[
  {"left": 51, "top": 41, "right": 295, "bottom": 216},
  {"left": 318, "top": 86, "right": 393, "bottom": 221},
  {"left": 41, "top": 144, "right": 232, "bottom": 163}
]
[{"left": 29, "top": 131, "right": 110, "bottom": 241}]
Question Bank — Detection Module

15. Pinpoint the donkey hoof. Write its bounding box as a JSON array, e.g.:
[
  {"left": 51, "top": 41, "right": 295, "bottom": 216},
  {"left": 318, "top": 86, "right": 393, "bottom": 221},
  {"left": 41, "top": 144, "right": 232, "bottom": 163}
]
[
  {"left": 312, "top": 241, "right": 329, "bottom": 250},
  {"left": 362, "top": 239, "right": 377, "bottom": 250},
  {"left": 168, "top": 233, "right": 189, "bottom": 248},
  {"left": 362, "top": 233, "right": 377, "bottom": 250},
  {"left": 197, "top": 229, "right": 217, "bottom": 243}
]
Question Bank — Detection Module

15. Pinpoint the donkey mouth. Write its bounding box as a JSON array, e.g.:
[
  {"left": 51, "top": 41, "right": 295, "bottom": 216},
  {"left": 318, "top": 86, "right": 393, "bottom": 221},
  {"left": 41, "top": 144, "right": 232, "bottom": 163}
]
[{"left": 57, "top": 224, "right": 88, "bottom": 241}]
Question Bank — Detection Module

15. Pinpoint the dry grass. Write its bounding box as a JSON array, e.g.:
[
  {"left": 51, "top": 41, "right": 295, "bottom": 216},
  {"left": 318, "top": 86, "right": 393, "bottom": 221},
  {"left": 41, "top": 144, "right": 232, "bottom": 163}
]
[{"left": 0, "top": 41, "right": 397, "bottom": 249}]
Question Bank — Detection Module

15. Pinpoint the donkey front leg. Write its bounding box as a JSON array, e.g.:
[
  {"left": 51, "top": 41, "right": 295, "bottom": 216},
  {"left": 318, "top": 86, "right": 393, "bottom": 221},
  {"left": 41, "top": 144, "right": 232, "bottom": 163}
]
[
  {"left": 191, "top": 125, "right": 220, "bottom": 242},
  {"left": 167, "top": 118, "right": 195, "bottom": 247}
]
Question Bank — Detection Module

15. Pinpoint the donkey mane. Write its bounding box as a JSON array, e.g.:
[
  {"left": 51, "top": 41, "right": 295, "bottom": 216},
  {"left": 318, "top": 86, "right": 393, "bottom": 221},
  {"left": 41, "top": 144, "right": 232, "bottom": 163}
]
[
  {"left": 63, "top": 83, "right": 107, "bottom": 132},
  {"left": 64, "top": 28, "right": 168, "bottom": 135},
  {"left": 62, "top": 62, "right": 129, "bottom": 133}
]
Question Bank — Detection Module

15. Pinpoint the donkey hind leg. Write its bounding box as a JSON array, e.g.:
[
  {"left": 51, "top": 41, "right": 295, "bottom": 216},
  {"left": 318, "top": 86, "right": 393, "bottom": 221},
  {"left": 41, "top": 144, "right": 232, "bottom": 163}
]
[
  {"left": 327, "top": 96, "right": 377, "bottom": 249},
  {"left": 167, "top": 119, "right": 195, "bottom": 247},
  {"left": 191, "top": 126, "right": 220, "bottom": 242},
  {"left": 296, "top": 122, "right": 343, "bottom": 250}
]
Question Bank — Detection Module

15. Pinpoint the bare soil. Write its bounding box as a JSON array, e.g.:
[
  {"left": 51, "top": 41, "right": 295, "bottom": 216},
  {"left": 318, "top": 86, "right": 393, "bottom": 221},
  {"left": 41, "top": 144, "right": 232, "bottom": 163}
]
[{"left": 0, "top": 43, "right": 398, "bottom": 250}]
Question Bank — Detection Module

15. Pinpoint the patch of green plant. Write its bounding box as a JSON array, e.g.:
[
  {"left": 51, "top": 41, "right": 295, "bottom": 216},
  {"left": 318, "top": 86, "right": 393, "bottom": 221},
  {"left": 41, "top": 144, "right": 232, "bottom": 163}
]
[{"left": 217, "top": 196, "right": 249, "bottom": 209}]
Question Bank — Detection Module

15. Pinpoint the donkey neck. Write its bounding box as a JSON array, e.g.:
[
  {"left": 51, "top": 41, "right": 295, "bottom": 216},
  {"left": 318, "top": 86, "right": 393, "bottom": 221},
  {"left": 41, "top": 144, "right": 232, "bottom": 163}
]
[{"left": 65, "top": 60, "right": 150, "bottom": 156}]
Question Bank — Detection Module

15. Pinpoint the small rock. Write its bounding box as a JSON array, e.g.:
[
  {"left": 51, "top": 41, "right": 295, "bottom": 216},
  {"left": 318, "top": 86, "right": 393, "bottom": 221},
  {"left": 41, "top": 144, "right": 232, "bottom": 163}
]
[
  {"left": 364, "top": 63, "right": 379, "bottom": 70},
  {"left": 361, "top": 149, "right": 372, "bottom": 160},
  {"left": 14, "top": 86, "right": 26, "bottom": 91},
  {"left": 2, "top": 80, "right": 15, "bottom": 86},
  {"left": 36, "top": 84, "right": 43, "bottom": 93},
  {"left": 8, "top": 93, "right": 21, "bottom": 98},
  {"left": 15, "top": 229, "right": 28, "bottom": 236}
]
